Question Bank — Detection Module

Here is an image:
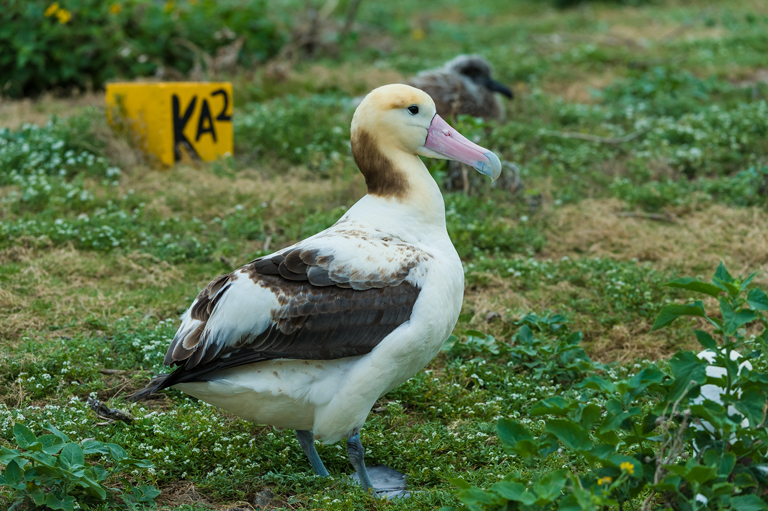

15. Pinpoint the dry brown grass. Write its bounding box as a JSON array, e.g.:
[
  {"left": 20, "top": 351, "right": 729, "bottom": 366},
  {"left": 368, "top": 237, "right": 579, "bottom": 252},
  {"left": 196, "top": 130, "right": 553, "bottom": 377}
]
[
  {"left": 0, "top": 92, "right": 103, "bottom": 130},
  {"left": 0, "top": 245, "right": 189, "bottom": 343},
  {"left": 120, "top": 162, "right": 359, "bottom": 222},
  {"left": 458, "top": 198, "right": 768, "bottom": 362},
  {"left": 544, "top": 199, "right": 768, "bottom": 283}
]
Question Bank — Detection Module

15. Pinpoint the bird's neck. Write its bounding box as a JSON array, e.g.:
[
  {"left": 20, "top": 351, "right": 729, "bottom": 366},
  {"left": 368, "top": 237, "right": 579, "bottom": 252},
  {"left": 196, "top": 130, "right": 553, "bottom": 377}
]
[
  {"left": 347, "top": 151, "right": 448, "bottom": 241},
  {"left": 383, "top": 151, "right": 446, "bottom": 225}
]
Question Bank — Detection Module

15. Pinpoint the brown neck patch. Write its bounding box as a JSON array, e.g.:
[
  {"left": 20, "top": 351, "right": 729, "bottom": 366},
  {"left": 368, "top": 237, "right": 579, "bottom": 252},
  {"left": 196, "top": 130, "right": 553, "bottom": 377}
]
[{"left": 351, "top": 129, "right": 408, "bottom": 199}]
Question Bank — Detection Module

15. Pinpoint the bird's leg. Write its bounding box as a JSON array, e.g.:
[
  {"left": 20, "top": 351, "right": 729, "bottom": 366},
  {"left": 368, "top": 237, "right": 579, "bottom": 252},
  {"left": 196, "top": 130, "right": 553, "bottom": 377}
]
[
  {"left": 347, "top": 432, "right": 374, "bottom": 491},
  {"left": 296, "top": 430, "right": 329, "bottom": 477}
]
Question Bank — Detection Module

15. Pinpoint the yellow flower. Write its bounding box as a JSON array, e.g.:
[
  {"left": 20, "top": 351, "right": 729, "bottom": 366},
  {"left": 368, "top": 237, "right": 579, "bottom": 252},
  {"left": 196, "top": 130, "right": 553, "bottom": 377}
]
[
  {"left": 597, "top": 476, "right": 613, "bottom": 485},
  {"left": 44, "top": 2, "right": 60, "bottom": 17},
  {"left": 411, "top": 28, "right": 425, "bottom": 41},
  {"left": 163, "top": 1, "right": 174, "bottom": 13},
  {"left": 620, "top": 461, "right": 635, "bottom": 475},
  {"left": 109, "top": 3, "right": 122, "bottom": 14},
  {"left": 55, "top": 8, "right": 71, "bottom": 23}
]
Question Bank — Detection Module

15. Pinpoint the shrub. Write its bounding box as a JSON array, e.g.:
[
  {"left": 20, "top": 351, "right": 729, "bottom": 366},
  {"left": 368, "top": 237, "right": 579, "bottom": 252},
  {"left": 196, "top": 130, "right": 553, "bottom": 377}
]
[
  {"left": 0, "top": 0, "right": 282, "bottom": 98},
  {"left": 444, "top": 263, "right": 768, "bottom": 511},
  {"left": 0, "top": 422, "right": 159, "bottom": 510}
]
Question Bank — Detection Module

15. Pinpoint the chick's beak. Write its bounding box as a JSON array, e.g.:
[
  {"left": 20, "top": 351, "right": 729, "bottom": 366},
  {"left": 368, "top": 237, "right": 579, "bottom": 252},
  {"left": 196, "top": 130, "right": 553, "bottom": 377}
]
[
  {"left": 423, "top": 114, "right": 502, "bottom": 180},
  {"left": 483, "top": 77, "right": 514, "bottom": 99}
]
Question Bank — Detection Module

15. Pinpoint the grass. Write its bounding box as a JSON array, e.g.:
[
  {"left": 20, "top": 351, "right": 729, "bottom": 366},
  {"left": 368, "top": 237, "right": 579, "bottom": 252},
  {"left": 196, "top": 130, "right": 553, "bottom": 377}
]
[{"left": 1, "top": 0, "right": 768, "bottom": 509}]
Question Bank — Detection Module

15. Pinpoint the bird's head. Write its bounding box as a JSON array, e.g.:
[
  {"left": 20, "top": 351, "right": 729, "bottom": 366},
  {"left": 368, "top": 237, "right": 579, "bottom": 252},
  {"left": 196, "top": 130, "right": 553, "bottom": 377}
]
[
  {"left": 446, "top": 55, "right": 513, "bottom": 99},
  {"left": 351, "top": 84, "right": 501, "bottom": 198}
]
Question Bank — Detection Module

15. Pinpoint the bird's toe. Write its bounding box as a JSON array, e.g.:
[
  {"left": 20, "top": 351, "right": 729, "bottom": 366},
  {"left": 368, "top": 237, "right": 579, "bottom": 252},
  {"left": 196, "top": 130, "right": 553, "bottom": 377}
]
[{"left": 350, "top": 465, "right": 409, "bottom": 499}]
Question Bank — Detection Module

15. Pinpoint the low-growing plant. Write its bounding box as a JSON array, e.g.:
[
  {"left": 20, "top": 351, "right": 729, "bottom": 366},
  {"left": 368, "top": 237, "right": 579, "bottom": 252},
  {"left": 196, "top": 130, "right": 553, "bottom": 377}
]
[
  {"left": 444, "top": 263, "right": 768, "bottom": 511},
  {"left": 0, "top": 422, "right": 159, "bottom": 510},
  {"left": 1, "top": 0, "right": 282, "bottom": 98},
  {"left": 611, "top": 166, "right": 768, "bottom": 211},
  {"left": 443, "top": 314, "right": 601, "bottom": 387}
]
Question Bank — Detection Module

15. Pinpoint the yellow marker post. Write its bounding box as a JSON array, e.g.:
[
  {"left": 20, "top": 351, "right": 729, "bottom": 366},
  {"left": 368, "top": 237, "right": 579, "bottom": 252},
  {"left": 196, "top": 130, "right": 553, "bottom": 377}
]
[{"left": 106, "top": 82, "right": 233, "bottom": 166}]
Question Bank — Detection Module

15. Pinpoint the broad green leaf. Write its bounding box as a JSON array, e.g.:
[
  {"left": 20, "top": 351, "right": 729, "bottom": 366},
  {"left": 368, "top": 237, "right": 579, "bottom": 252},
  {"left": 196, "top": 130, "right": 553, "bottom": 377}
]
[
  {"left": 105, "top": 442, "right": 127, "bottom": 461},
  {"left": 82, "top": 440, "right": 109, "bottom": 456},
  {"left": 517, "top": 325, "right": 534, "bottom": 344},
  {"left": 457, "top": 488, "right": 498, "bottom": 506},
  {"left": 59, "top": 443, "right": 84, "bottom": 470},
  {"left": 627, "top": 367, "right": 665, "bottom": 400},
  {"left": 120, "top": 457, "right": 154, "bottom": 469},
  {"left": 717, "top": 452, "right": 736, "bottom": 477},
  {"left": 714, "top": 262, "right": 735, "bottom": 284},
  {"left": 694, "top": 330, "right": 718, "bottom": 350},
  {"left": 684, "top": 465, "right": 718, "bottom": 484},
  {"left": 497, "top": 418, "right": 533, "bottom": 448},
  {"left": 747, "top": 288, "right": 768, "bottom": 311},
  {"left": 713, "top": 277, "right": 740, "bottom": 297},
  {"left": 575, "top": 403, "right": 602, "bottom": 430},
  {"left": 39, "top": 434, "right": 65, "bottom": 455},
  {"left": 741, "top": 272, "right": 758, "bottom": 292},
  {"left": 577, "top": 375, "right": 615, "bottom": 393},
  {"left": 44, "top": 493, "right": 76, "bottom": 511},
  {"left": 533, "top": 469, "right": 568, "bottom": 503},
  {"left": 600, "top": 405, "right": 642, "bottom": 434},
  {"left": 546, "top": 419, "right": 590, "bottom": 451},
  {"left": 0, "top": 447, "right": 21, "bottom": 465},
  {"left": 666, "top": 278, "right": 723, "bottom": 298},
  {"left": 30, "top": 489, "right": 47, "bottom": 505},
  {"left": 733, "top": 387, "right": 766, "bottom": 426},
  {"left": 641, "top": 412, "right": 658, "bottom": 434},
  {"left": 652, "top": 301, "right": 706, "bottom": 331},
  {"left": 440, "top": 335, "right": 458, "bottom": 352},
  {"left": 720, "top": 297, "right": 759, "bottom": 335},
  {"left": 13, "top": 423, "right": 37, "bottom": 449},
  {"left": 730, "top": 494, "right": 768, "bottom": 511},
  {"left": 587, "top": 444, "right": 615, "bottom": 462},
  {"left": 668, "top": 351, "right": 708, "bottom": 401},
  {"left": 447, "top": 477, "right": 471, "bottom": 490},
  {"left": 3, "top": 459, "right": 23, "bottom": 486},
  {"left": 711, "top": 482, "right": 735, "bottom": 497},
  {"left": 529, "top": 396, "right": 572, "bottom": 416},
  {"left": 43, "top": 423, "right": 70, "bottom": 442},
  {"left": 491, "top": 480, "right": 536, "bottom": 505},
  {"left": 27, "top": 451, "right": 56, "bottom": 467},
  {"left": 78, "top": 470, "right": 107, "bottom": 499}
]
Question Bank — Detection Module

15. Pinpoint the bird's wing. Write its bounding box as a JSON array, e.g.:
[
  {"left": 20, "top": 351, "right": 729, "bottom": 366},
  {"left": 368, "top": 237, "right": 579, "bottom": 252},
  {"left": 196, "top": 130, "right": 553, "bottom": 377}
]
[{"left": 132, "top": 228, "right": 428, "bottom": 397}]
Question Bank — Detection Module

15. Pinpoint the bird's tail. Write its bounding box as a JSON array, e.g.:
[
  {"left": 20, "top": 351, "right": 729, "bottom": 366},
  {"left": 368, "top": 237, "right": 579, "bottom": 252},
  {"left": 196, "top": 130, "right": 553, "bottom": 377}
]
[{"left": 127, "top": 374, "right": 171, "bottom": 402}]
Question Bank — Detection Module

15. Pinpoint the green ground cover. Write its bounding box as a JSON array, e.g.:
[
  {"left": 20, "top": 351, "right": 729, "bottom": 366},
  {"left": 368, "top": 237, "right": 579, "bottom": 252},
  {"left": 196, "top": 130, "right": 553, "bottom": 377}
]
[{"left": 1, "top": 0, "right": 768, "bottom": 509}]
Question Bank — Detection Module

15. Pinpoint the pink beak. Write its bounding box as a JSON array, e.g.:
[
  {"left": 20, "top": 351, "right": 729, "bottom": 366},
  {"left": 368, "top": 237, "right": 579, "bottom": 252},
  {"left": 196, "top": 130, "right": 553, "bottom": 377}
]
[{"left": 423, "top": 114, "right": 502, "bottom": 180}]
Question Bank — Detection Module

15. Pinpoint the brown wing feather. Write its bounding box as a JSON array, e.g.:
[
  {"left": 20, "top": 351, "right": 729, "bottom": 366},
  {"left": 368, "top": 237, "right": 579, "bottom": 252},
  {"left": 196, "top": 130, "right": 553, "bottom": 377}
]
[{"left": 130, "top": 246, "right": 421, "bottom": 400}]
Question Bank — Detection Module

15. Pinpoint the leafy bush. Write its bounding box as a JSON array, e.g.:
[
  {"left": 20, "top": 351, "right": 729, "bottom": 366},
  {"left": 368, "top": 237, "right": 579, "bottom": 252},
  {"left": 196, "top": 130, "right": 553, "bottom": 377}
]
[
  {"left": 0, "top": 422, "right": 159, "bottom": 510},
  {"left": 445, "top": 263, "right": 768, "bottom": 511},
  {"left": 0, "top": 0, "right": 282, "bottom": 97}
]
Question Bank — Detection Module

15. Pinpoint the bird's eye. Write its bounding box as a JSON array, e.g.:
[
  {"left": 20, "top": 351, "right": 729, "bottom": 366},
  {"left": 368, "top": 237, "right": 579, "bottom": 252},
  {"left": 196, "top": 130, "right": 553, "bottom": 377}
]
[{"left": 407, "top": 105, "right": 419, "bottom": 115}]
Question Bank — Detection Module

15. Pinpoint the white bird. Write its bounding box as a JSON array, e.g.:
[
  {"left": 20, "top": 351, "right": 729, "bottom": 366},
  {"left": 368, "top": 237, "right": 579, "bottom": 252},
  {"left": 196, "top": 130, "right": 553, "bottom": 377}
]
[
  {"left": 693, "top": 349, "right": 752, "bottom": 435},
  {"left": 131, "top": 84, "right": 502, "bottom": 496}
]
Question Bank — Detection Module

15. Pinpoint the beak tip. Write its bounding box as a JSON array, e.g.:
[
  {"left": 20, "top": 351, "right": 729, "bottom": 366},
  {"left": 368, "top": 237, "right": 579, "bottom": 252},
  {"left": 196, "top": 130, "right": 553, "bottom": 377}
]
[{"left": 482, "top": 151, "right": 502, "bottom": 181}]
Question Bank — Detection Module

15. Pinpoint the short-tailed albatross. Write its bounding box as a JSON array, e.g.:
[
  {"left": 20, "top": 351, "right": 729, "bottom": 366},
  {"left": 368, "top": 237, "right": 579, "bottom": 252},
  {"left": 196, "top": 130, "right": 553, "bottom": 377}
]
[{"left": 131, "top": 83, "right": 502, "bottom": 496}]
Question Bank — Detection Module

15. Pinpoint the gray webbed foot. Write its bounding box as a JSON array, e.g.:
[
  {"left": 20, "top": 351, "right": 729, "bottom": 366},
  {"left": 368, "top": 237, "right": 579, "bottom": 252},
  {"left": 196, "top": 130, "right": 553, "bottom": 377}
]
[{"left": 347, "top": 433, "right": 409, "bottom": 499}]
